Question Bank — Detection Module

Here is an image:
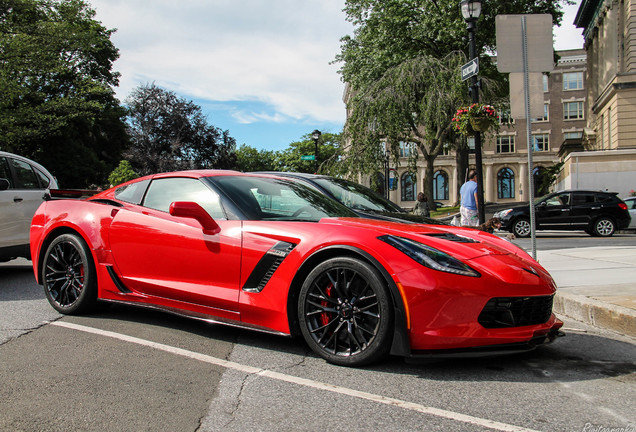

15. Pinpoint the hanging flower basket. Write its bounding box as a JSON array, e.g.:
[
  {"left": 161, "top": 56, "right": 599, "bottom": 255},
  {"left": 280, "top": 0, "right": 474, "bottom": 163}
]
[
  {"left": 452, "top": 103, "right": 499, "bottom": 136},
  {"left": 470, "top": 117, "right": 493, "bottom": 132}
]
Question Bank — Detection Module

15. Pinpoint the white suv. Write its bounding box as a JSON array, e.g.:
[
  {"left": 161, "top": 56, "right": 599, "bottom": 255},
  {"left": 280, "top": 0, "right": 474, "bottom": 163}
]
[{"left": 0, "top": 151, "right": 58, "bottom": 262}]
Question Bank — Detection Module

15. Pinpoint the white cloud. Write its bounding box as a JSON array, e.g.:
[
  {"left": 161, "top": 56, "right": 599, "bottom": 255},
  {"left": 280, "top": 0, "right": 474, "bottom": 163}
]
[{"left": 89, "top": 0, "right": 353, "bottom": 124}]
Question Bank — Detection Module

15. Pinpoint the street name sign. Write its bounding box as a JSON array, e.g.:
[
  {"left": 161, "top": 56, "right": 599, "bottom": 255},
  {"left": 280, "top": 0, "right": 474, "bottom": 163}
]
[
  {"left": 301, "top": 155, "right": 315, "bottom": 160},
  {"left": 461, "top": 58, "right": 479, "bottom": 81}
]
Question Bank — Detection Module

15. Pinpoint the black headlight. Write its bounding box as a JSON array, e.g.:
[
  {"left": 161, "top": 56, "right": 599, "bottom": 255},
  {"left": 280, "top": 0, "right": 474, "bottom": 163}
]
[{"left": 378, "top": 235, "right": 480, "bottom": 277}]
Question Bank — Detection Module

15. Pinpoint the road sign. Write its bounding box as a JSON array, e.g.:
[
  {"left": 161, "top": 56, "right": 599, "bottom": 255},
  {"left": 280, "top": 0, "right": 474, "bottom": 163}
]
[
  {"left": 461, "top": 58, "right": 479, "bottom": 81},
  {"left": 495, "top": 14, "right": 553, "bottom": 73},
  {"left": 301, "top": 155, "right": 315, "bottom": 161}
]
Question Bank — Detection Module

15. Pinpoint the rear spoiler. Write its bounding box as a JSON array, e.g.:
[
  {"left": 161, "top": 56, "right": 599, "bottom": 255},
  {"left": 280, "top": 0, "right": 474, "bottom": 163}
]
[{"left": 44, "top": 189, "right": 101, "bottom": 200}]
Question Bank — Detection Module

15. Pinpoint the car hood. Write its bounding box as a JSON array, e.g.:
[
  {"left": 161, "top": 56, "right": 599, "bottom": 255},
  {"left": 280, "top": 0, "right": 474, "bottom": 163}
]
[{"left": 320, "top": 217, "right": 534, "bottom": 263}]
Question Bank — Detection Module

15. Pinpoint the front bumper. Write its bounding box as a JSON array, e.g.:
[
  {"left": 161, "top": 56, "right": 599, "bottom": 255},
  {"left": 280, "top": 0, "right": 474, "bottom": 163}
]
[{"left": 407, "top": 323, "right": 564, "bottom": 359}]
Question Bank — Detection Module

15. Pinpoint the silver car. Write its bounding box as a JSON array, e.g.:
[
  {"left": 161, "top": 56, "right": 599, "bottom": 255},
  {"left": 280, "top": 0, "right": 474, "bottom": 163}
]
[
  {"left": 624, "top": 196, "right": 636, "bottom": 229},
  {"left": 0, "top": 151, "right": 57, "bottom": 261}
]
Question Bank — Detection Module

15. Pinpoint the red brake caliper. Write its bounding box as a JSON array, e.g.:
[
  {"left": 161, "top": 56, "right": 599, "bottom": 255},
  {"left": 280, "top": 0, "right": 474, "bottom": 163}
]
[{"left": 320, "top": 284, "right": 333, "bottom": 327}]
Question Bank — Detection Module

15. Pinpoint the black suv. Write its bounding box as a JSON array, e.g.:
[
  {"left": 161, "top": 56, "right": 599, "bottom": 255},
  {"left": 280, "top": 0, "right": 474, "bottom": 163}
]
[{"left": 494, "top": 190, "right": 631, "bottom": 237}]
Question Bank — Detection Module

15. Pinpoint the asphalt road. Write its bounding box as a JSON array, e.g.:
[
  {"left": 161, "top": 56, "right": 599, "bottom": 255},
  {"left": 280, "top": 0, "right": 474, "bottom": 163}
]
[{"left": 1, "top": 250, "right": 635, "bottom": 432}]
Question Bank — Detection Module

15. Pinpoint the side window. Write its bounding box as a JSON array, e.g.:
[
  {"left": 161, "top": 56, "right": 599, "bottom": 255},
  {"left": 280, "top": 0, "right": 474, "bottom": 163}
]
[
  {"left": 115, "top": 179, "right": 150, "bottom": 205},
  {"left": 571, "top": 193, "right": 595, "bottom": 205},
  {"left": 33, "top": 167, "right": 51, "bottom": 188},
  {"left": 596, "top": 194, "right": 614, "bottom": 204},
  {"left": 143, "top": 177, "right": 225, "bottom": 219},
  {"left": 11, "top": 158, "right": 40, "bottom": 189},
  {"left": 545, "top": 193, "right": 569, "bottom": 206},
  {"left": 0, "top": 157, "right": 13, "bottom": 188}
]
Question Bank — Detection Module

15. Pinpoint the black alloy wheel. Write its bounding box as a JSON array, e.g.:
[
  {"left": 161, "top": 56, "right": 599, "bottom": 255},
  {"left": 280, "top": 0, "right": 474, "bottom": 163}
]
[
  {"left": 42, "top": 233, "right": 97, "bottom": 314},
  {"left": 298, "top": 257, "right": 393, "bottom": 366}
]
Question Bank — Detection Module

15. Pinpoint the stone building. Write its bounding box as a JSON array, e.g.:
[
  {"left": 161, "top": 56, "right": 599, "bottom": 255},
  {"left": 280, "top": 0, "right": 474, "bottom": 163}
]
[
  {"left": 362, "top": 49, "right": 587, "bottom": 209},
  {"left": 553, "top": 0, "right": 636, "bottom": 197}
]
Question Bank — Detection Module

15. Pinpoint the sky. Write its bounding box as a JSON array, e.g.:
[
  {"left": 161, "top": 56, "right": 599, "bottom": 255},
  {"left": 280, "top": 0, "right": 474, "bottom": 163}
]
[{"left": 89, "top": 0, "right": 585, "bottom": 152}]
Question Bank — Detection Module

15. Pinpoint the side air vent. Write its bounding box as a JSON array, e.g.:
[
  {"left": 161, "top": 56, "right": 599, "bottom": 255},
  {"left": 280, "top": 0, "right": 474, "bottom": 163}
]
[{"left": 243, "top": 241, "right": 297, "bottom": 293}]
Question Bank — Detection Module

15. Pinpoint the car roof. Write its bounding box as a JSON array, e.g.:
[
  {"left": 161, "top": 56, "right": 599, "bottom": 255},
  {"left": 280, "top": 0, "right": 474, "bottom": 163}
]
[{"left": 0, "top": 150, "right": 56, "bottom": 179}]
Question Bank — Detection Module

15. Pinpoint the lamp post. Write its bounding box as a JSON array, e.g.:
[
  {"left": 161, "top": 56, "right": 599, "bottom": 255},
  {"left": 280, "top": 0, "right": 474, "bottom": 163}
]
[
  {"left": 384, "top": 149, "right": 391, "bottom": 200},
  {"left": 311, "top": 130, "right": 321, "bottom": 173},
  {"left": 461, "top": 0, "right": 485, "bottom": 224}
]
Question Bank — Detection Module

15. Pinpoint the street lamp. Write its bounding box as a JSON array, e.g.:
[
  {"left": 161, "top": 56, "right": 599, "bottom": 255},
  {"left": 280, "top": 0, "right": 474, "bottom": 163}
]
[
  {"left": 385, "top": 148, "right": 391, "bottom": 200},
  {"left": 461, "top": 0, "right": 485, "bottom": 224},
  {"left": 311, "top": 130, "right": 321, "bottom": 173}
]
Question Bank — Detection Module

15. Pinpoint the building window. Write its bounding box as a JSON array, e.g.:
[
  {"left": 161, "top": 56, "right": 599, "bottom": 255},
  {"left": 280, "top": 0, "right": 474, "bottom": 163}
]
[
  {"left": 564, "top": 101, "right": 584, "bottom": 120},
  {"left": 497, "top": 168, "right": 515, "bottom": 199},
  {"left": 399, "top": 141, "right": 416, "bottom": 158},
  {"left": 496, "top": 135, "right": 515, "bottom": 153},
  {"left": 563, "top": 72, "right": 583, "bottom": 90},
  {"left": 533, "top": 166, "right": 546, "bottom": 196},
  {"left": 532, "top": 134, "right": 550, "bottom": 152},
  {"left": 401, "top": 172, "right": 416, "bottom": 201},
  {"left": 433, "top": 170, "right": 449, "bottom": 200},
  {"left": 533, "top": 103, "right": 549, "bottom": 122},
  {"left": 564, "top": 131, "right": 583, "bottom": 139},
  {"left": 542, "top": 74, "right": 549, "bottom": 92}
]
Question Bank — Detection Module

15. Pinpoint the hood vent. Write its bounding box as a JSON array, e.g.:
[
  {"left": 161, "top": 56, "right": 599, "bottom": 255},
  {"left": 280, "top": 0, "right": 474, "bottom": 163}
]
[{"left": 424, "top": 233, "right": 479, "bottom": 243}]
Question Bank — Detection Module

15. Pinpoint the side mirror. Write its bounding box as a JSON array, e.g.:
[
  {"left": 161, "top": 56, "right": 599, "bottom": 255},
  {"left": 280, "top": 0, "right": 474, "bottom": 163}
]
[
  {"left": 169, "top": 201, "right": 221, "bottom": 235},
  {"left": 538, "top": 201, "right": 547, "bottom": 207},
  {"left": 0, "top": 178, "right": 9, "bottom": 191}
]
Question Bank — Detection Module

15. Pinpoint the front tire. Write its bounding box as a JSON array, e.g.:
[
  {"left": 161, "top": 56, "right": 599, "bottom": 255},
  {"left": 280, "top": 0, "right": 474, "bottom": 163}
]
[
  {"left": 42, "top": 234, "right": 97, "bottom": 314},
  {"left": 512, "top": 218, "right": 531, "bottom": 238},
  {"left": 298, "top": 257, "right": 393, "bottom": 367},
  {"left": 592, "top": 217, "right": 615, "bottom": 237}
]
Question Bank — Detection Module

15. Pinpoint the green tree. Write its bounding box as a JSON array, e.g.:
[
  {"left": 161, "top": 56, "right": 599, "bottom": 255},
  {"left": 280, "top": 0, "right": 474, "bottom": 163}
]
[
  {"left": 277, "top": 132, "right": 343, "bottom": 175},
  {"left": 233, "top": 144, "right": 279, "bottom": 172},
  {"left": 108, "top": 160, "right": 138, "bottom": 186},
  {"left": 0, "top": 0, "right": 129, "bottom": 187},
  {"left": 125, "top": 84, "right": 237, "bottom": 175},
  {"left": 336, "top": 0, "right": 573, "bottom": 201}
]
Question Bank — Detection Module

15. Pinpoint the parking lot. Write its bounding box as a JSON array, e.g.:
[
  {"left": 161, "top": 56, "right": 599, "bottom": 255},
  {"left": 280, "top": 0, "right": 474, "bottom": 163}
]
[{"left": 2, "top": 235, "right": 635, "bottom": 432}]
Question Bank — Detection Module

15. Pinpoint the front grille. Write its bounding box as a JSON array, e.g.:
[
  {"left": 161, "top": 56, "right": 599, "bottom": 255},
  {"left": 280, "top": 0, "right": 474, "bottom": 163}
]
[{"left": 478, "top": 295, "right": 554, "bottom": 328}]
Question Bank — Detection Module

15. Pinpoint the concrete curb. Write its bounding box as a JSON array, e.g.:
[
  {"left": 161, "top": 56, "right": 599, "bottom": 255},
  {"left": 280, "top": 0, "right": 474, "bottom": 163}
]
[{"left": 554, "top": 291, "right": 636, "bottom": 338}]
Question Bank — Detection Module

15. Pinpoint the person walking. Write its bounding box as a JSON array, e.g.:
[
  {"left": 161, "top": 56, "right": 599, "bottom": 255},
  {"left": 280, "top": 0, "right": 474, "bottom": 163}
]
[
  {"left": 460, "top": 170, "right": 479, "bottom": 226},
  {"left": 412, "top": 192, "right": 430, "bottom": 217}
]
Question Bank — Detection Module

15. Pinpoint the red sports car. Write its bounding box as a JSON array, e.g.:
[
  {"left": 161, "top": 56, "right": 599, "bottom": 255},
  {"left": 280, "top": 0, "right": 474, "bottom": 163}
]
[{"left": 30, "top": 170, "right": 563, "bottom": 366}]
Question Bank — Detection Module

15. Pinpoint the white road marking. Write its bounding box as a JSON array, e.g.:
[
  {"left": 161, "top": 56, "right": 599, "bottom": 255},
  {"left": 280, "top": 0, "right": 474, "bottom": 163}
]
[{"left": 52, "top": 321, "right": 541, "bottom": 432}]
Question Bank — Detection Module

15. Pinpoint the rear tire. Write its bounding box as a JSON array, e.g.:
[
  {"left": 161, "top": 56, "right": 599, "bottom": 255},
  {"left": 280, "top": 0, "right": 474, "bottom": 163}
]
[
  {"left": 298, "top": 257, "right": 393, "bottom": 367},
  {"left": 591, "top": 217, "right": 615, "bottom": 237},
  {"left": 42, "top": 234, "right": 97, "bottom": 314}
]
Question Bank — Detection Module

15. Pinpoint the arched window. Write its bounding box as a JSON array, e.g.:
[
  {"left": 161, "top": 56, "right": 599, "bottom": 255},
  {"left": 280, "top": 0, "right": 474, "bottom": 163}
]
[
  {"left": 401, "top": 172, "right": 416, "bottom": 201},
  {"left": 433, "top": 170, "right": 449, "bottom": 200},
  {"left": 497, "top": 168, "right": 515, "bottom": 199},
  {"left": 372, "top": 172, "right": 385, "bottom": 197},
  {"left": 533, "top": 166, "right": 546, "bottom": 197}
]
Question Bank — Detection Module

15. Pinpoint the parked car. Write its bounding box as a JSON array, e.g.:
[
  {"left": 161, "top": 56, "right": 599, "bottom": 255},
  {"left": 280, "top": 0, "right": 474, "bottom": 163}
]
[
  {"left": 254, "top": 172, "right": 442, "bottom": 224},
  {"left": 0, "top": 151, "right": 57, "bottom": 261},
  {"left": 623, "top": 196, "right": 636, "bottom": 229},
  {"left": 493, "top": 190, "right": 631, "bottom": 238},
  {"left": 31, "top": 170, "right": 562, "bottom": 366}
]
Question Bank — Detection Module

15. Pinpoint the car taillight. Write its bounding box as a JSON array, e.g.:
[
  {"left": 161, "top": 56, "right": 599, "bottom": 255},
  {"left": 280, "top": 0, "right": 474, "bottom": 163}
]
[{"left": 619, "top": 203, "right": 628, "bottom": 210}]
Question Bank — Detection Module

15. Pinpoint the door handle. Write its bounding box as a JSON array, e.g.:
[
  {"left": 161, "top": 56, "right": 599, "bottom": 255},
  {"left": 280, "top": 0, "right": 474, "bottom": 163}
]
[{"left": 13, "top": 196, "right": 23, "bottom": 202}]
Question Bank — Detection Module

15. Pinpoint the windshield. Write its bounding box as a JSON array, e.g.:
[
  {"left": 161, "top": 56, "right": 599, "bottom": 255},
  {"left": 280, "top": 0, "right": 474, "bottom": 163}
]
[
  {"left": 312, "top": 177, "right": 405, "bottom": 213},
  {"left": 208, "top": 175, "right": 358, "bottom": 221}
]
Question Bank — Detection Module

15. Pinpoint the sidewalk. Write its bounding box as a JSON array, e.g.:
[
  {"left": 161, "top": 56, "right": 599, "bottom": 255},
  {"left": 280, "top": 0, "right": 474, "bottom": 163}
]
[{"left": 535, "top": 246, "right": 636, "bottom": 338}]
